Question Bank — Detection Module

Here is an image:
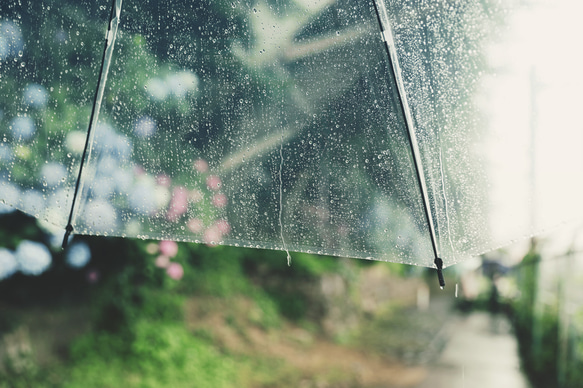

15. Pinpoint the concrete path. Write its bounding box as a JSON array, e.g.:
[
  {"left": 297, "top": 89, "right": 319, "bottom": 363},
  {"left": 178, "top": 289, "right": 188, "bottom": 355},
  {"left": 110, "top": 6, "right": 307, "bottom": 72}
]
[{"left": 414, "top": 311, "right": 531, "bottom": 388}]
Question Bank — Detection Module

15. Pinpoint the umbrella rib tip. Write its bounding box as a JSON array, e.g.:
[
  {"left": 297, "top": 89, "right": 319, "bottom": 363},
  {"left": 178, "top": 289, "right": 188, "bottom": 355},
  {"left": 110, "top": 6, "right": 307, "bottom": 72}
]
[
  {"left": 62, "top": 224, "right": 74, "bottom": 249},
  {"left": 434, "top": 257, "right": 445, "bottom": 289}
]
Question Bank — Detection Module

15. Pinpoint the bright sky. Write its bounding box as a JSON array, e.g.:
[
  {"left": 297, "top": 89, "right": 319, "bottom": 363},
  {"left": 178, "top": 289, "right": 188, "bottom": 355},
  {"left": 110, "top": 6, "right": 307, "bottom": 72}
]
[{"left": 483, "top": 0, "right": 583, "bottom": 247}]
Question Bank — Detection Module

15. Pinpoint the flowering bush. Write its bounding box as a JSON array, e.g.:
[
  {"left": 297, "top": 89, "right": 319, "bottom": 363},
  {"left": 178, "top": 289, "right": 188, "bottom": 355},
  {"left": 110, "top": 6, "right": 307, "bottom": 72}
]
[
  {"left": 152, "top": 240, "right": 184, "bottom": 281},
  {"left": 0, "top": 14, "right": 232, "bottom": 252}
]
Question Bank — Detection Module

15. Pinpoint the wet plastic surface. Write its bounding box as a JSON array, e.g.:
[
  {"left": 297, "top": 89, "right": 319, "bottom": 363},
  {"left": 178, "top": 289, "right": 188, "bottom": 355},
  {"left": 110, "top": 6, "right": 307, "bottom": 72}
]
[{"left": 1, "top": 0, "right": 582, "bottom": 267}]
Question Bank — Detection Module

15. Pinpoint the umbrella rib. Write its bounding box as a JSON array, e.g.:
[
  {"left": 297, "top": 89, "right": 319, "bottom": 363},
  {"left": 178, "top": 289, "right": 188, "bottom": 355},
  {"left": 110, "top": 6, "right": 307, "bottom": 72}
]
[
  {"left": 371, "top": 0, "right": 444, "bottom": 286},
  {"left": 62, "top": 0, "right": 123, "bottom": 248}
]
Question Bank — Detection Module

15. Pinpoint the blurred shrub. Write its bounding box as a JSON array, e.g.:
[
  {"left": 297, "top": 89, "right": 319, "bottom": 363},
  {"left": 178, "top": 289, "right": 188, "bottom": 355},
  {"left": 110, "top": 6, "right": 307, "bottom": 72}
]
[
  {"left": 0, "top": 210, "right": 368, "bottom": 387},
  {"left": 511, "top": 249, "right": 559, "bottom": 387},
  {"left": 67, "top": 321, "right": 238, "bottom": 388}
]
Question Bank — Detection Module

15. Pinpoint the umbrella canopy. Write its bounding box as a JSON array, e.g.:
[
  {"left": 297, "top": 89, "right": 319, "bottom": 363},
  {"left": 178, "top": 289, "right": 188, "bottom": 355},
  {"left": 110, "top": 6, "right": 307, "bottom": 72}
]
[{"left": 0, "top": 0, "right": 582, "bottom": 268}]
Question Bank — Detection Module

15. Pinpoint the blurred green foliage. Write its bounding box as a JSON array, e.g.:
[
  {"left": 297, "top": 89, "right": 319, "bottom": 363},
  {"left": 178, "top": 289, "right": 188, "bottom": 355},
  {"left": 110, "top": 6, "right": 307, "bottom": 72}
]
[
  {"left": 0, "top": 208, "right": 351, "bottom": 387},
  {"left": 511, "top": 249, "right": 560, "bottom": 388},
  {"left": 67, "top": 322, "right": 238, "bottom": 388}
]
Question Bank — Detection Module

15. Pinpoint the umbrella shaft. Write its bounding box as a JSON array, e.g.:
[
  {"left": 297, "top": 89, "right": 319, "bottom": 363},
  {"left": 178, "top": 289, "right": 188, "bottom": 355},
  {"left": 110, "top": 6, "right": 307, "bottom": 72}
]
[
  {"left": 63, "top": 0, "right": 123, "bottom": 247},
  {"left": 371, "top": 0, "right": 441, "bottom": 263}
]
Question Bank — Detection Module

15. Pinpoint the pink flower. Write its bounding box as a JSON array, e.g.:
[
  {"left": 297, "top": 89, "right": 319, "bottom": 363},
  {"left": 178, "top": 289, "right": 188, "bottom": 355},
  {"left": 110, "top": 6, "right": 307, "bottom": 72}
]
[
  {"left": 86, "top": 269, "right": 100, "bottom": 284},
  {"left": 166, "top": 262, "right": 184, "bottom": 280},
  {"left": 155, "top": 255, "right": 170, "bottom": 268},
  {"left": 133, "top": 165, "right": 146, "bottom": 176},
  {"left": 159, "top": 240, "right": 178, "bottom": 258},
  {"left": 212, "top": 193, "right": 227, "bottom": 208},
  {"left": 194, "top": 159, "right": 209, "bottom": 173},
  {"left": 166, "top": 186, "right": 189, "bottom": 221},
  {"left": 215, "top": 219, "right": 231, "bottom": 235},
  {"left": 206, "top": 175, "right": 221, "bottom": 190},
  {"left": 187, "top": 218, "right": 204, "bottom": 233},
  {"left": 203, "top": 225, "right": 222, "bottom": 247},
  {"left": 156, "top": 174, "right": 171, "bottom": 187}
]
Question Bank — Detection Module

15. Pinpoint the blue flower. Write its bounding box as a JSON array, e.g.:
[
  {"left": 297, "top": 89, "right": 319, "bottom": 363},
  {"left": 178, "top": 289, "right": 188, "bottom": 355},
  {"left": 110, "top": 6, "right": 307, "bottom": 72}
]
[
  {"left": 55, "top": 29, "right": 67, "bottom": 44},
  {"left": 66, "top": 241, "right": 91, "bottom": 268},
  {"left": 145, "top": 78, "right": 168, "bottom": 101},
  {"left": 0, "top": 248, "right": 18, "bottom": 280},
  {"left": 16, "top": 240, "right": 52, "bottom": 276},
  {"left": 0, "top": 21, "right": 23, "bottom": 60},
  {"left": 0, "top": 180, "right": 19, "bottom": 214},
  {"left": 92, "top": 124, "right": 133, "bottom": 160},
  {"left": 113, "top": 134, "right": 132, "bottom": 161},
  {"left": 129, "top": 183, "right": 157, "bottom": 215},
  {"left": 0, "top": 34, "right": 8, "bottom": 60},
  {"left": 112, "top": 169, "right": 133, "bottom": 193},
  {"left": 96, "top": 155, "right": 119, "bottom": 177},
  {"left": 65, "top": 130, "right": 86, "bottom": 154},
  {"left": 40, "top": 162, "right": 67, "bottom": 187},
  {"left": 23, "top": 83, "right": 49, "bottom": 109},
  {"left": 20, "top": 189, "right": 45, "bottom": 216},
  {"left": 90, "top": 176, "right": 115, "bottom": 199},
  {"left": 167, "top": 70, "right": 199, "bottom": 98},
  {"left": 93, "top": 123, "right": 117, "bottom": 153},
  {"left": 81, "top": 199, "right": 117, "bottom": 232},
  {"left": 10, "top": 116, "right": 35, "bottom": 140},
  {"left": 133, "top": 115, "right": 157, "bottom": 138},
  {"left": 0, "top": 143, "right": 14, "bottom": 163}
]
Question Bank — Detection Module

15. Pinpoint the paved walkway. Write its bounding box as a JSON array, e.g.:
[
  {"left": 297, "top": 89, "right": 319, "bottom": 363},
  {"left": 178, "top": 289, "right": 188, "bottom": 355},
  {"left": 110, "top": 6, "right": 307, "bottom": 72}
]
[{"left": 414, "top": 311, "right": 531, "bottom": 388}]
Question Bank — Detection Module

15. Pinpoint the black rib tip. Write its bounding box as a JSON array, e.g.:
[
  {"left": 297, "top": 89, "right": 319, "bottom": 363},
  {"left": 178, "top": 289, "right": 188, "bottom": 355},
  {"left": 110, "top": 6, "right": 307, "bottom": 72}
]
[
  {"left": 434, "top": 257, "right": 445, "bottom": 289},
  {"left": 62, "top": 224, "right": 74, "bottom": 249}
]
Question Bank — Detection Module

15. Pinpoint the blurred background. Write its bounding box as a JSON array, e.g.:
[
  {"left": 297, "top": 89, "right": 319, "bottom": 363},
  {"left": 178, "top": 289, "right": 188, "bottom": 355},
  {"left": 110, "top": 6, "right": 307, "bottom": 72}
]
[
  {"left": 2, "top": 0, "right": 583, "bottom": 387},
  {"left": 3, "top": 207, "right": 583, "bottom": 387}
]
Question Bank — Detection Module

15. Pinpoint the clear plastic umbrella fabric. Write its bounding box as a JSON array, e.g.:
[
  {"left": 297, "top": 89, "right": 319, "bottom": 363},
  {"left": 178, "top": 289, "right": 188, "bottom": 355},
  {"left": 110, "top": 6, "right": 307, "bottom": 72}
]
[{"left": 1, "top": 0, "right": 582, "bottom": 267}]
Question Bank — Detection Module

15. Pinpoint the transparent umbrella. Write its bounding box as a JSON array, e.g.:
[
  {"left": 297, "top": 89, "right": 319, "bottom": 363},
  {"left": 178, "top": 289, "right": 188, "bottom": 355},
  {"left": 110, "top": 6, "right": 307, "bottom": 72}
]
[{"left": 1, "top": 0, "right": 582, "bottom": 278}]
